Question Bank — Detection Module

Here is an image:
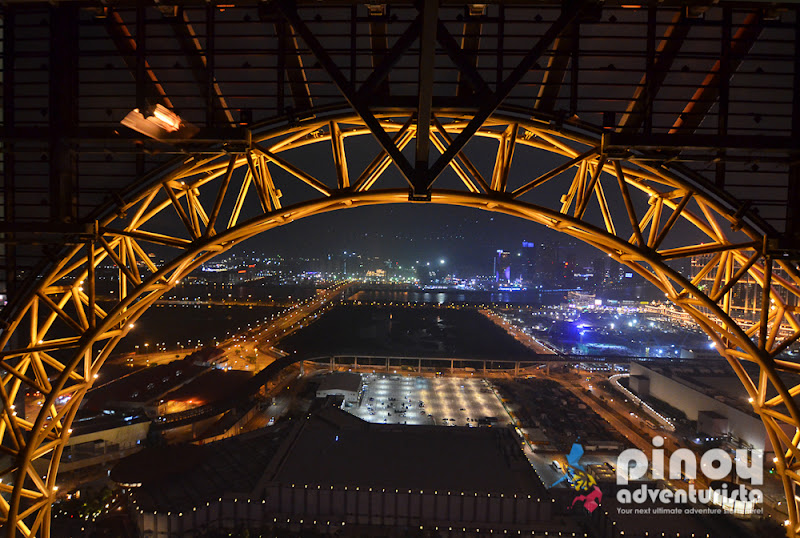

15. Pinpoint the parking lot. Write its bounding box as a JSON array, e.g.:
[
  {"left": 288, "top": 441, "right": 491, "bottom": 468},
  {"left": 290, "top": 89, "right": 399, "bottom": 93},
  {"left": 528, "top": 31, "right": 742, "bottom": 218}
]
[{"left": 349, "top": 374, "right": 511, "bottom": 427}]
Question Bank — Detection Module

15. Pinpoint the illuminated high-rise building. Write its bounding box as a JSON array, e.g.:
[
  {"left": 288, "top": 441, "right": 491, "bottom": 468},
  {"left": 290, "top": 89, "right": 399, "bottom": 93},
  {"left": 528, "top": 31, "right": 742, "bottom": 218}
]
[{"left": 494, "top": 250, "right": 511, "bottom": 282}]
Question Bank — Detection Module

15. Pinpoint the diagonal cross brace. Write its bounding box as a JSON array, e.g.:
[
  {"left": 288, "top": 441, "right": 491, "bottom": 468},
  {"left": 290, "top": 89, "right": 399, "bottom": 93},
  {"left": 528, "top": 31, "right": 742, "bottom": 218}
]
[
  {"left": 166, "top": 9, "right": 236, "bottom": 127},
  {"left": 618, "top": 10, "right": 691, "bottom": 132},
  {"left": 426, "top": 4, "right": 585, "bottom": 191},
  {"left": 275, "top": 0, "right": 415, "bottom": 188},
  {"left": 670, "top": 11, "right": 762, "bottom": 135},
  {"left": 357, "top": 15, "right": 422, "bottom": 101},
  {"left": 535, "top": 21, "right": 577, "bottom": 112},
  {"left": 436, "top": 20, "right": 492, "bottom": 100},
  {"left": 277, "top": 0, "right": 582, "bottom": 199}
]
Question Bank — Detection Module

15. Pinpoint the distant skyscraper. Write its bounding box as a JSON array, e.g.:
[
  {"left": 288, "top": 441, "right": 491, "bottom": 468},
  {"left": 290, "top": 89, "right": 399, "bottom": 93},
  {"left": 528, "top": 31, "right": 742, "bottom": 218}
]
[
  {"left": 591, "top": 257, "right": 606, "bottom": 289},
  {"left": 520, "top": 241, "right": 536, "bottom": 284},
  {"left": 494, "top": 250, "right": 511, "bottom": 282}
]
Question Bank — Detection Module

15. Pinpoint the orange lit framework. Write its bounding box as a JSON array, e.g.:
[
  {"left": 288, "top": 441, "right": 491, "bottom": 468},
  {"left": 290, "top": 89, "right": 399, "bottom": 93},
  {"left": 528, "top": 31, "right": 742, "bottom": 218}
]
[{"left": 1, "top": 110, "right": 800, "bottom": 537}]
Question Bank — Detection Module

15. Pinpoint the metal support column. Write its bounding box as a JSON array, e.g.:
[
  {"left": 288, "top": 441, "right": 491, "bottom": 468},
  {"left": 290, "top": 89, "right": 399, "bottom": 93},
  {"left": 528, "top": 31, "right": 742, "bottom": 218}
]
[
  {"left": 715, "top": 8, "right": 731, "bottom": 189},
  {"left": 2, "top": 8, "right": 16, "bottom": 297},
  {"left": 790, "top": 8, "right": 800, "bottom": 242},
  {"left": 135, "top": 2, "right": 147, "bottom": 177},
  {"left": 412, "top": 0, "right": 438, "bottom": 201},
  {"left": 49, "top": 4, "right": 79, "bottom": 225}
]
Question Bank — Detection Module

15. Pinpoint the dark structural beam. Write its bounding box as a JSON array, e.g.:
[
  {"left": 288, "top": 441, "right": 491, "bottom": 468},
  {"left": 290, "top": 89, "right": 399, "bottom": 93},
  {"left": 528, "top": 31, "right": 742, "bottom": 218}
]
[
  {"left": 534, "top": 20, "right": 576, "bottom": 113},
  {"left": 274, "top": 19, "right": 313, "bottom": 113},
  {"left": 357, "top": 15, "right": 421, "bottom": 101},
  {"left": 275, "top": 0, "right": 416, "bottom": 186},
  {"left": 618, "top": 9, "right": 690, "bottom": 133},
  {"left": 436, "top": 19, "right": 492, "bottom": 101},
  {"left": 413, "top": 0, "right": 439, "bottom": 200},
  {"left": 2, "top": 7, "right": 16, "bottom": 295},
  {"left": 715, "top": 7, "right": 732, "bottom": 188},
  {"left": 456, "top": 4, "right": 485, "bottom": 98},
  {"left": 427, "top": 2, "right": 584, "bottom": 189},
  {"left": 789, "top": 7, "right": 800, "bottom": 242},
  {"left": 165, "top": 8, "right": 236, "bottom": 127},
  {"left": 670, "top": 11, "right": 762, "bottom": 135},
  {"left": 602, "top": 133, "right": 799, "bottom": 153},
  {"left": 49, "top": 4, "right": 79, "bottom": 225},
  {"left": 103, "top": 9, "right": 173, "bottom": 110},
  {"left": 367, "top": 5, "right": 390, "bottom": 99}
]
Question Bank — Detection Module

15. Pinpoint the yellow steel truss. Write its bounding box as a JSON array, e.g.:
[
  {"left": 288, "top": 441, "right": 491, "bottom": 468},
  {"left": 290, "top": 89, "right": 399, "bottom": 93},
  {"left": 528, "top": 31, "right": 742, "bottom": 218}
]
[{"left": 1, "top": 110, "right": 800, "bottom": 536}]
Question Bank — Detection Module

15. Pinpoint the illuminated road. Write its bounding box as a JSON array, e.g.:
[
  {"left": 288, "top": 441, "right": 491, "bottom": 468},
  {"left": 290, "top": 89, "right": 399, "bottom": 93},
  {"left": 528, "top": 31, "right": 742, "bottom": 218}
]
[
  {"left": 183, "top": 280, "right": 352, "bottom": 370},
  {"left": 567, "top": 370, "right": 788, "bottom": 522},
  {"left": 108, "top": 281, "right": 351, "bottom": 371},
  {"left": 247, "top": 281, "right": 352, "bottom": 355},
  {"left": 154, "top": 298, "right": 294, "bottom": 307},
  {"left": 480, "top": 301, "right": 783, "bottom": 518},
  {"left": 553, "top": 373, "right": 653, "bottom": 454},
  {"left": 480, "top": 309, "right": 558, "bottom": 355}
]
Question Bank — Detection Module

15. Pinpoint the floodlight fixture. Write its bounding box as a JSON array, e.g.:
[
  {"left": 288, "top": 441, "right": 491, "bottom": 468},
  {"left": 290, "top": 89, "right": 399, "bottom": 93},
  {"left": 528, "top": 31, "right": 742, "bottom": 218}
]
[{"left": 121, "top": 104, "right": 198, "bottom": 141}]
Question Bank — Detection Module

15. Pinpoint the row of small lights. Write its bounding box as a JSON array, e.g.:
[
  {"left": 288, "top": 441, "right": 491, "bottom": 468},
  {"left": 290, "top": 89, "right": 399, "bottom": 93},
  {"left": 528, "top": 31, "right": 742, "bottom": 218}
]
[
  {"left": 133, "top": 497, "right": 714, "bottom": 538},
  {"left": 134, "top": 487, "right": 552, "bottom": 506},
  {"left": 141, "top": 505, "right": 589, "bottom": 537},
  {"left": 491, "top": 311, "right": 562, "bottom": 355},
  {"left": 136, "top": 487, "right": 708, "bottom": 538},
  {"left": 348, "top": 301, "right": 577, "bottom": 310},
  {"left": 127, "top": 281, "right": 346, "bottom": 360},
  {"left": 208, "top": 281, "right": 347, "bottom": 364},
  {"left": 609, "top": 373, "right": 675, "bottom": 431}
]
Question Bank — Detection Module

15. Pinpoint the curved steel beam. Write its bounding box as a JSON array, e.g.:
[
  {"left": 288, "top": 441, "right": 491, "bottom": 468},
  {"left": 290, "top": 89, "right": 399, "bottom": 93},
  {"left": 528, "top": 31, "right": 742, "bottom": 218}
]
[{"left": 1, "top": 111, "right": 799, "bottom": 537}]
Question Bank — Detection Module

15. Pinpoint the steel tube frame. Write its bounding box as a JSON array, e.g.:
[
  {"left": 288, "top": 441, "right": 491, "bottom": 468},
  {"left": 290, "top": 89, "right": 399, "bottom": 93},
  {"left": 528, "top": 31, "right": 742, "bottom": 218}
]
[{"left": 1, "top": 108, "right": 800, "bottom": 536}]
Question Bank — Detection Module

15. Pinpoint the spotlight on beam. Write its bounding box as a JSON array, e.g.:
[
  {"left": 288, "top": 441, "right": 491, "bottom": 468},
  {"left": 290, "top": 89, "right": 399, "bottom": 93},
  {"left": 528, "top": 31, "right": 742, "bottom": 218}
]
[{"left": 121, "top": 104, "right": 198, "bottom": 141}]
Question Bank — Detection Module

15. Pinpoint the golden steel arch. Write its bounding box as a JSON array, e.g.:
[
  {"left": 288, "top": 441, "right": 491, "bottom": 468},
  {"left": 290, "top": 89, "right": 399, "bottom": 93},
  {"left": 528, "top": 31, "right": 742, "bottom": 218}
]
[{"left": 1, "top": 109, "right": 800, "bottom": 536}]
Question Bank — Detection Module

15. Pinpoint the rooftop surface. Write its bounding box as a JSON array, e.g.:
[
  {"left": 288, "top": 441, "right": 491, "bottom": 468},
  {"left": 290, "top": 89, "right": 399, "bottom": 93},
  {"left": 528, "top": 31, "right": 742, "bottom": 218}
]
[
  {"left": 316, "top": 372, "right": 363, "bottom": 394},
  {"left": 83, "top": 358, "right": 208, "bottom": 411},
  {"left": 269, "top": 406, "right": 547, "bottom": 496},
  {"left": 635, "top": 361, "right": 800, "bottom": 418},
  {"left": 114, "top": 425, "right": 287, "bottom": 511},
  {"left": 116, "top": 404, "right": 547, "bottom": 511},
  {"left": 349, "top": 374, "right": 510, "bottom": 427},
  {"left": 163, "top": 368, "right": 253, "bottom": 406}
]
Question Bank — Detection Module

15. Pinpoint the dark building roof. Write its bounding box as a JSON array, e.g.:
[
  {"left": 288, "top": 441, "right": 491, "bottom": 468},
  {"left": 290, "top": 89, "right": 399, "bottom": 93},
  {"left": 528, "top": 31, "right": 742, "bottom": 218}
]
[
  {"left": 265, "top": 406, "right": 546, "bottom": 496},
  {"left": 116, "top": 405, "right": 547, "bottom": 512},
  {"left": 698, "top": 410, "right": 727, "bottom": 419},
  {"left": 162, "top": 368, "right": 253, "bottom": 406},
  {"left": 114, "top": 425, "right": 288, "bottom": 511},
  {"left": 70, "top": 412, "right": 150, "bottom": 437},
  {"left": 316, "top": 372, "right": 363, "bottom": 394},
  {"left": 82, "top": 358, "right": 207, "bottom": 411}
]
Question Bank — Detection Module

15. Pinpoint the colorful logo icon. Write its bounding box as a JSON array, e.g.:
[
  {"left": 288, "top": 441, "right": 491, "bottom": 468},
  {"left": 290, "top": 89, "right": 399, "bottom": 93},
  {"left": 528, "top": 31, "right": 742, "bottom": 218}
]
[{"left": 551, "top": 442, "right": 603, "bottom": 513}]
